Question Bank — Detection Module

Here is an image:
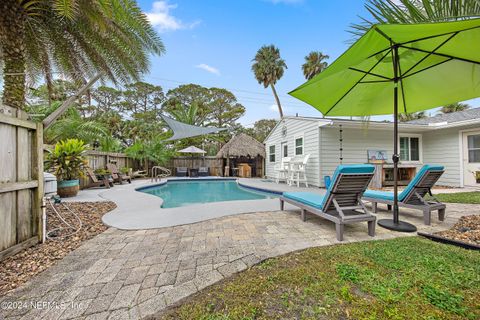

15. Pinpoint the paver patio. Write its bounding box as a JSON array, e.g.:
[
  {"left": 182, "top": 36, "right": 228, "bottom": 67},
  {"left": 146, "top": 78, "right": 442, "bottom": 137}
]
[{"left": 0, "top": 202, "right": 477, "bottom": 320}]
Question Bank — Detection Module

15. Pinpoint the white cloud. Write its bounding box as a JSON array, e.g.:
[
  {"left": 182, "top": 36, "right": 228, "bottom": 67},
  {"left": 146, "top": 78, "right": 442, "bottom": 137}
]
[
  {"left": 146, "top": 1, "right": 199, "bottom": 32},
  {"left": 270, "top": 104, "right": 279, "bottom": 112},
  {"left": 195, "top": 64, "right": 220, "bottom": 75}
]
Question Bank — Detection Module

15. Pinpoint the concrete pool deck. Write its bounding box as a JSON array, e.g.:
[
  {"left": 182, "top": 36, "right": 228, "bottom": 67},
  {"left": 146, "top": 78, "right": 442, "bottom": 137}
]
[
  {"left": 62, "top": 177, "right": 479, "bottom": 230},
  {"left": 69, "top": 178, "right": 325, "bottom": 230}
]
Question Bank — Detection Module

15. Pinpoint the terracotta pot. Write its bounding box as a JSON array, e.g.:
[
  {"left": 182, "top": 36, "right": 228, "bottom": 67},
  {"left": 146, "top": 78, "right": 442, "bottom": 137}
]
[{"left": 57, "top": 179, "right": 80, "bottom": 197}]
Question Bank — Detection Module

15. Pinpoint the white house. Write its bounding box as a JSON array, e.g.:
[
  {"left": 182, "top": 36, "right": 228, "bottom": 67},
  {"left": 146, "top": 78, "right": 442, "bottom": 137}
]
[{"left": 264, "top": 108, "right": 480, "bottom": 188}]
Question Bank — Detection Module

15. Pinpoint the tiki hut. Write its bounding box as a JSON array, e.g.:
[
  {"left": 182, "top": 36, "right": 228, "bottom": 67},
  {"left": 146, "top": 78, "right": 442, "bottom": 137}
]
[{"left": 216, "top": 133, "right": 265, "bottom": 177}]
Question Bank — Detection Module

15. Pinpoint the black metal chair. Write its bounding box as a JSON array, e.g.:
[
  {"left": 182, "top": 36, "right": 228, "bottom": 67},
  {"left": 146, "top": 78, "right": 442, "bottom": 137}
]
[{"left": 176, "top": 167, "right": 188, "bottom": 177}]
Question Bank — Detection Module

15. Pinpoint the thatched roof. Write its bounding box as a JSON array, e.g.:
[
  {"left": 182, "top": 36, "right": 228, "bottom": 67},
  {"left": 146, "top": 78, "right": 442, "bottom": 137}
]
[{"left": 216, "top": 133, "right": 265, "bottom": 158}]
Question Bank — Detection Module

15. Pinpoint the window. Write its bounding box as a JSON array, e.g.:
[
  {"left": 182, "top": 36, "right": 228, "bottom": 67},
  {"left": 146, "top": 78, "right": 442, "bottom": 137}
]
[
  {"left": 295, "top": 137, "right": 303, "bottom": 155},
  {"left": 282, "top": 143, "right": 288, "bottom": 157},
  {"left": 468, "top": 134, "right": 480, "bottom": 163},
  {"left": 269, "top": 145, "right": 276, "bottom": 162},
  {"left": 400, "top": 136, "right": 421, "bottom": 162}
]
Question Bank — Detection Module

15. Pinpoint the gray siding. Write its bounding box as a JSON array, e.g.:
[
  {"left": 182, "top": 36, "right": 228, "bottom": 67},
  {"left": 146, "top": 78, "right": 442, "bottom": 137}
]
[
  {"left": 264, "top": 118, "right": 321, "bottom": 186},
  {"left": 320, "top": 127, "right": 397, "bottom": 186},
  {"left": 422, "top": 125, "right": 478, "bottom": 187}
]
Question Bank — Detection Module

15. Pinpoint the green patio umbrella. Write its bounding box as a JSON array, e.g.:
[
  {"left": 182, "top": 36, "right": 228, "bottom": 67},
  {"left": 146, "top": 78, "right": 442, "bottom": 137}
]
[{"left": 290, "top": 18, "right": 480, "bottom": 232}]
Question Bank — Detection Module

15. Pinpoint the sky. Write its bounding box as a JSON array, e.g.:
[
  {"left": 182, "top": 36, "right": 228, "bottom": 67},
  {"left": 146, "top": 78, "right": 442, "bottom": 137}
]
[{"left": 138, "top": 0, "right": 380, "bottom": 126}]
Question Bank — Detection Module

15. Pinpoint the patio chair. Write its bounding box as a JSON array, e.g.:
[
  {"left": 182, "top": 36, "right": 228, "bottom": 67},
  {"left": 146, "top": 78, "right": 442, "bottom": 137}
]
[
  {"left": 274, "top": 157, "right": 291, "bottom": 183},
  {"left": 106, "top": 163, "right": 132, "bottom": 184},
  {"left": 280, "top": 164, "right": 376, "bottom": 241},
  {"left": 362, "top": 164, "right": 446, "bottom": 225},
  {"left": 287, "top": 154, "right": 310, "bottom": 187},
  {"left": 85, "top": 168, "right": 111, "bottom": 189},
  {"left": 176, "top": 167, "right": 188, "bottom": 177},
  {"left": 198, "top": 167, "right": 209, "bottom": 177}
]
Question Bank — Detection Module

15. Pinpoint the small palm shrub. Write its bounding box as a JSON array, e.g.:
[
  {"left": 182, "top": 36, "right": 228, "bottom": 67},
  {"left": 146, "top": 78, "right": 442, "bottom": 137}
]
[{"left": 45, "top": 139, "right": 88, "bottom": 181}]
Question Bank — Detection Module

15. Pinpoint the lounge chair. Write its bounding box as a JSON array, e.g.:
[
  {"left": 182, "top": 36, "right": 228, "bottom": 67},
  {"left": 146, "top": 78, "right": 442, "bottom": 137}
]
[
  {"left": 363, "top": 164, "right": 446, "bottom": 225},
  {"left": 85, "top": 168, "right": 111, "bottom": 189},
  {"left": 176, "top": 167, "right": 188, "bottom": 177},
  {"left": 280, "top": 164, "right": 376, "bottom": 241},
  {"left": 198, "top": 167, "right": 209, "bottom": 177},
  {"left": 106, "top": 163, "right": 132, "bottom": 184}
]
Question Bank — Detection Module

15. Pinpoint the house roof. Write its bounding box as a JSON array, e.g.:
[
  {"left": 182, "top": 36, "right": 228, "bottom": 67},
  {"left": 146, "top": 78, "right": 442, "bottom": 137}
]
[
  {"left": 407, "top": 108, "right": 480, "bottom": 125},
  {"left": 264, "top": 108, "right": 480, "bottom": 142}
]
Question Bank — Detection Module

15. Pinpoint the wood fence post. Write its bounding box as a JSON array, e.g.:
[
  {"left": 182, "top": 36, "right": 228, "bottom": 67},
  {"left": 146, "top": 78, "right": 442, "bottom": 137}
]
[{"left": 34, "top": 123, "right": 44, "bottom": 242}]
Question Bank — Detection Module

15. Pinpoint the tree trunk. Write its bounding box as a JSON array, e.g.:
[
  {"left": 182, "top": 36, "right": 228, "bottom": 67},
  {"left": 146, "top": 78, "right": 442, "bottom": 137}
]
[
  {"left": 270, "top": 84, "right": 284, "bottom": 118},
  {"left": 0, "top": 0, "right": 26, "bottom": 110}
]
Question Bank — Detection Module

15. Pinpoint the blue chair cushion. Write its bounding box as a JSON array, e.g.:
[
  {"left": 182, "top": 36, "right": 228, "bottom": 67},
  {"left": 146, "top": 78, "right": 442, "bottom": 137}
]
[
  {"left": 283, "top": 192, "right": 325, "bottom": 210},
  {"left": 284, "top": 164, "right": 375, "bottom": 211},
  {"left": 322, "top": 164, "right": 375, "bottom": 209},
  {"left": 363, "top": 190, "right": 394, "bottom": 201},
  {"left": 364, "top": 164, "right": 444, "bottom": 202}
]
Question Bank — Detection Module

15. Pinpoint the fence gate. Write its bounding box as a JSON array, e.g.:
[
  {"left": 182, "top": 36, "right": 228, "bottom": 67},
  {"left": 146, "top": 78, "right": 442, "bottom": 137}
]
[{"left": 0, "top": 105, "right": 44, "bottom": 260}]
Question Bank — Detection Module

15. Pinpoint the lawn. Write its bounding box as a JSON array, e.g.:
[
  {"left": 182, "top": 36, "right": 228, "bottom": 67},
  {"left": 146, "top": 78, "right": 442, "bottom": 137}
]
[
  {"left": 434, "top": 192, "right": 480, "bottom": 204},
  {"left": 154, "top": 237, "right": 480, "bottom": 320}
]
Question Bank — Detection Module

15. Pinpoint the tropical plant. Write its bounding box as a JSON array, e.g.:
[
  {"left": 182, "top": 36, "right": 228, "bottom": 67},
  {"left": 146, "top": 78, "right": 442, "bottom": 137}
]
[
  {"left": 440, "top": 102, "right": 470, "bottom": 113},
  {"left": 45, "top": 107, "right": 107, "bottom": 144},
  {"left": 351, "top": 0, "right": 480, "bottom": 37},
  {"left": 252, "top": 45, "right": 287, "bottom": 118},
  {"left": 126, "top": 137, "right": 174, "bottom": 171},
  {"left": 45, "top": 139, "right": 88, "bottom": 181},
  {"left": 302, "top": 51, "right": 329, "bottom": 80},
  {"left": 98, "top": 136, "right": 123, "bottom": 152},
  {"left": 169, "top": 103, "right": 201, "bottom": 125},
  {"left": 399, "top": 111, "right": 427, "bottom": 122},
  {"left": 0, "top": 0, "right": 164, "bottom": 110}
]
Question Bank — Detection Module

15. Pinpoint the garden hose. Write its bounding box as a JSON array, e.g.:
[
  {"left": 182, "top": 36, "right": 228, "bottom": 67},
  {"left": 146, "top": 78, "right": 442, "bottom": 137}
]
[{"left": 46, "top": 198, "right": 83, "bottom": 240}]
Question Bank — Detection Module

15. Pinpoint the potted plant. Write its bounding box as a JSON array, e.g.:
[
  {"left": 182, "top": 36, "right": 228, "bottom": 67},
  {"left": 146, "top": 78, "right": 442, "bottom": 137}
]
[{"left": 45, "top": 139, "right": 88, "bottom": 197}]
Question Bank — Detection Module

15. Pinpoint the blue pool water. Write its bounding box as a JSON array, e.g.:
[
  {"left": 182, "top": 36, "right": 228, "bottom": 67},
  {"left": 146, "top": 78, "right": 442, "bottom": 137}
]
[{"left": 140, "top": 180, "right": 277, "bottom": 208}]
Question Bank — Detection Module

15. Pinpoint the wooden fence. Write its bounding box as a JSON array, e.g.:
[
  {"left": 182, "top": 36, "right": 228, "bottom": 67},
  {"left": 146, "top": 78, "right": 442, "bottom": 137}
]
[
  {"left": 84, "top": 150, "right": 136, "bottom": 171},
  {"left": 0, "top": 105, "right": 44, "bottom": 260},
  {"left": 166, "top": 156, "right": 224, "bottom": 176}
]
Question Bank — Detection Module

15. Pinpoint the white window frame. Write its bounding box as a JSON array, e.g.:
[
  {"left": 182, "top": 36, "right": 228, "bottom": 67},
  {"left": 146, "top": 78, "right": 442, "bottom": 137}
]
[
  {"left": 398, "top": 134, "right": 422, "bottom": 163},
  {"left": 268, "top": 145, "right": 276, "bottom": 163},
  {"left": 294, "top": 135, "right": 304, "bottom": 156}
]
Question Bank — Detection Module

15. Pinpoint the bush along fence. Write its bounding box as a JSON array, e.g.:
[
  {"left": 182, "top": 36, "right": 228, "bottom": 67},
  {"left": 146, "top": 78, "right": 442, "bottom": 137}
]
[{"left": 0, "top": 105, "right": 44, "bottom": 261}]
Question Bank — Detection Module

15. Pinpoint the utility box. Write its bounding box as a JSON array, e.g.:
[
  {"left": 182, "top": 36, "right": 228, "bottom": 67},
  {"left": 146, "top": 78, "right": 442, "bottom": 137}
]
[{"left": 44, "top": 172, "right": 57, "bottom": 196}]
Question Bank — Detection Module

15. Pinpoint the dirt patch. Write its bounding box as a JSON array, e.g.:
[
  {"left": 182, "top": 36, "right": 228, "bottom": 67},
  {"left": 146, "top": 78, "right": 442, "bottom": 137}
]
[
  {"left": 434, "top": 215, "right": 480, "bottom": 246},
  {"left": 0, "top": 201, "right": 116, "bottom": 296}
]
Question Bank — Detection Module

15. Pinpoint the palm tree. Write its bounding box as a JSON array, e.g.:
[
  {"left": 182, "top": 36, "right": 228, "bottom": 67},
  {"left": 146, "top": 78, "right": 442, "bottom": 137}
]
[
  {"left": 168, "top": 103, "right": 201, "bottom": 125},
  {"left": 440, "top": 102, "right": 471, "bottom": 114},
  {"left": 45, "top": 106, "right": 107, "bottom": 144},
  {"left": 351, "top": 0, "right": 480, "bottom": 37},
  {"left": 302, "top": 51, "right": 329, "bottom": 80},
  {"left": 0, "top": 0, "right": 164, "bottom": 110},
  {"left": 252, "top": 45, "right": 287, "bottom": 118},
  {"left": 399, "top": 111, "right": 427, "bottom": 122}
]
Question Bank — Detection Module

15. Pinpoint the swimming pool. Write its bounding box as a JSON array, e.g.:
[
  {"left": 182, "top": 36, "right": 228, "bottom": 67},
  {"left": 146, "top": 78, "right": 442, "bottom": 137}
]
[{"left": 140, "top": 179, "right": 278, "bottom": 208}]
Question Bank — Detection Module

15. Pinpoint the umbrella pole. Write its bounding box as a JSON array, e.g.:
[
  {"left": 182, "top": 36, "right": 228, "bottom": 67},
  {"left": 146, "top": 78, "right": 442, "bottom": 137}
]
[{"left": 378, "top": 45, "right": 417, "bottom": 233}]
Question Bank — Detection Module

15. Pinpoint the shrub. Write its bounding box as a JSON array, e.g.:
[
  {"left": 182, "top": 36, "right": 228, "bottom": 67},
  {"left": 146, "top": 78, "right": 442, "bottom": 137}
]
[{"left": 45, "top": 139, "right": 88, "bottom": 181}]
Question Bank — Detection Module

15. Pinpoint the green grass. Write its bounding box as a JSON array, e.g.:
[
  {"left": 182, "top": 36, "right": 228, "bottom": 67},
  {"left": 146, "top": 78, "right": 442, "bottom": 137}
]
[
  {"left": 434, "top": 192, "right": 480, "bottom": 204},
  {"left": 155, "top": 237, "right": 480, "bottom": 320}
]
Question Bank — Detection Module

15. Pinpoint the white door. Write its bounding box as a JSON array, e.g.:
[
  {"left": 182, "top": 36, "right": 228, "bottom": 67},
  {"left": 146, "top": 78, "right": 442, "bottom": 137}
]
[
  {"left": 281, "top": 142, "right": 288, "bottom": 158},
  {"left": 463, "top": 131, "right": 480, "bottom": 186}
]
